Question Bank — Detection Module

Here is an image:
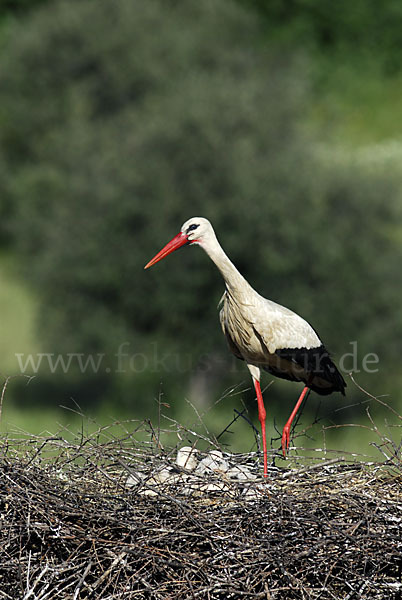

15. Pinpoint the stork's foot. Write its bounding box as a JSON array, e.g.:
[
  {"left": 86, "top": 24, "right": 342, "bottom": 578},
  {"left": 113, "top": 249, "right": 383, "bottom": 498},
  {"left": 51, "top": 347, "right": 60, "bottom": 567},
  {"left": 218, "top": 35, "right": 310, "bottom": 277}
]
[{"left": 281, "top": 426, "right": 291, "bottom": 457}]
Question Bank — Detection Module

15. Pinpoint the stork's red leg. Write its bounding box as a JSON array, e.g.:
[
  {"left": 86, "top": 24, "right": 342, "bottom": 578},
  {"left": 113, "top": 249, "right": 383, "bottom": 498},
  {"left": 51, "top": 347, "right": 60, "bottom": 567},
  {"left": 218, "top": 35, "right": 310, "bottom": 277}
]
[
  {"left": 253, "top": 379, "right": 268, "bottom": 478},
  {"left": 282, "top": 385, "right": 310, "bottom": 456}
]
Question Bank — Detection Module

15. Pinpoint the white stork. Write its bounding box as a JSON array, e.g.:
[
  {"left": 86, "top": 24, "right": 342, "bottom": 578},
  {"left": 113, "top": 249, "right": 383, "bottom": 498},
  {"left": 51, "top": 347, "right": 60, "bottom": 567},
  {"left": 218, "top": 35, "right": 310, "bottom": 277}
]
[{"left": 145, "top": 217, "right": 346, "bottom": 477}]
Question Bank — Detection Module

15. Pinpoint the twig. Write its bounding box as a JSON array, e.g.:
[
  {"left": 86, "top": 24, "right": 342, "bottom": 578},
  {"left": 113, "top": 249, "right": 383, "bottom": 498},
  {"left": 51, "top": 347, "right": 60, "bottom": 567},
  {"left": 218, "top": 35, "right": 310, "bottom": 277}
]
[
  {"left": 72, "top": 559, "right": 93, "bottom": 600},
  {"left": 23, "top": 564, "right": 50, "bottom": 600}
]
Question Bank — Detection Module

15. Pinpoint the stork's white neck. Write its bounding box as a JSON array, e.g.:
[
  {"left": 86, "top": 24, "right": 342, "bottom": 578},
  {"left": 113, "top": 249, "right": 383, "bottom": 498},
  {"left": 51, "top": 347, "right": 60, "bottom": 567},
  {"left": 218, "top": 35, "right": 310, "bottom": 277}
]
[{"left": 199, "top": 232, "right": 254, "bottom": 297}]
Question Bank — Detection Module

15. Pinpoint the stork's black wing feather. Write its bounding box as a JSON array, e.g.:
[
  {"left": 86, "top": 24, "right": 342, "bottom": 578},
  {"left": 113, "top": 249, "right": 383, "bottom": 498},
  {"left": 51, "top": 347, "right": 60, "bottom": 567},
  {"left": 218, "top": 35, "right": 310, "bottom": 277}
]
[{"left": 274, "top": 345, "right": 346, "bottom": 396}]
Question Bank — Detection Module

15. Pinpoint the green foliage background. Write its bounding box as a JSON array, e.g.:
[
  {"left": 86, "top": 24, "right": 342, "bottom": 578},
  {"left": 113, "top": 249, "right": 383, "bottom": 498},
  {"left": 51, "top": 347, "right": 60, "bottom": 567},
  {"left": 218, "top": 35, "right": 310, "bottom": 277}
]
[{"left": 0, "top": 0, "right": 401, "bottom": 451}]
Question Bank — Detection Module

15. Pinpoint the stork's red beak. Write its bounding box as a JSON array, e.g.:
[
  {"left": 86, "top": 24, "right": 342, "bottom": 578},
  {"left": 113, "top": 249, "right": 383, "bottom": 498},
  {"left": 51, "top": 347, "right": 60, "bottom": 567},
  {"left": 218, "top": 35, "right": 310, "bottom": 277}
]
[{"left": 144, "top": 232, "right": 188, "bottom": 269}]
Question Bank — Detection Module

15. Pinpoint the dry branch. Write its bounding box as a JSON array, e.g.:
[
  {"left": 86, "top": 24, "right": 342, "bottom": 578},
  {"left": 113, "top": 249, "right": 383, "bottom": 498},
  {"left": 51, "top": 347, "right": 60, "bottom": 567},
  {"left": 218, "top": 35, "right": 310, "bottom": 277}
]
[{"left": 0, "top": 414, "right": 400, "bottom": 600}]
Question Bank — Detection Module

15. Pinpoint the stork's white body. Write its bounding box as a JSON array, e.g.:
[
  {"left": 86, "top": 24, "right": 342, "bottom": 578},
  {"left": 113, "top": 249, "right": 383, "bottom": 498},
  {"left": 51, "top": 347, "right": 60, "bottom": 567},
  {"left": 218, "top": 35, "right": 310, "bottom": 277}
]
[
  {"left": 145, "top": 217, "right": 346, "bottom": 477},
  {"left": 219, "top": 276, "right": 320, "bottom": 360}
]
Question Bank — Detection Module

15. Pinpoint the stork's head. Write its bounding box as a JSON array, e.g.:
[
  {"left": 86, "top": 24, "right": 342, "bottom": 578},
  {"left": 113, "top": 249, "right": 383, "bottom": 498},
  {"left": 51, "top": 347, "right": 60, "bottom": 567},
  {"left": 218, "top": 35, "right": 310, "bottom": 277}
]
[{"left": 144, "top": 217, "right": 214, "bottom": 269}]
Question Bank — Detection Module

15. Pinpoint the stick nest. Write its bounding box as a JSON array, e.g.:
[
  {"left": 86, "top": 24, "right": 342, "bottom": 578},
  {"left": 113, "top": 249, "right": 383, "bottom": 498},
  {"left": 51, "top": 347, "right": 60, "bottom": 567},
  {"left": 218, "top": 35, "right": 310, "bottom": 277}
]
[{"left": 0, "top": 419, "right": 401, "bottom": 600}]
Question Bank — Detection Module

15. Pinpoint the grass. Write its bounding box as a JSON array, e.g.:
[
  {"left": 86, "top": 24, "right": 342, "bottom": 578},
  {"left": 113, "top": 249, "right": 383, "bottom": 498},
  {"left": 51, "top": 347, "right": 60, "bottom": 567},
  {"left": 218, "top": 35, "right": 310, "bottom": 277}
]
[
  {"left": 0, "top": 390, "right": 396, "bottom": 467},
  {"left": 0, "top": 253, "right": 39, "bottom": 374}
]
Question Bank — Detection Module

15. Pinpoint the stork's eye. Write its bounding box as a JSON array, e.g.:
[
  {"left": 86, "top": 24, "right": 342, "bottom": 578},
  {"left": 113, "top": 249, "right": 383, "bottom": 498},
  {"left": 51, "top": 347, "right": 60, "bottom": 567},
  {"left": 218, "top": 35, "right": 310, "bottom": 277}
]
[{"left": 187, "top": 224, "right": 199, "bottom": 233}]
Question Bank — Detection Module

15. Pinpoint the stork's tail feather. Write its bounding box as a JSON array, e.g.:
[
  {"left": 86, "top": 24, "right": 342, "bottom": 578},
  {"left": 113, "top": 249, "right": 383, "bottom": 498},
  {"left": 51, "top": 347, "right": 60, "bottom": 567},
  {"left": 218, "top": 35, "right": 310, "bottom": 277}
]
[{"left": 309, "top": 350, "right": 346, "bottom": 396}]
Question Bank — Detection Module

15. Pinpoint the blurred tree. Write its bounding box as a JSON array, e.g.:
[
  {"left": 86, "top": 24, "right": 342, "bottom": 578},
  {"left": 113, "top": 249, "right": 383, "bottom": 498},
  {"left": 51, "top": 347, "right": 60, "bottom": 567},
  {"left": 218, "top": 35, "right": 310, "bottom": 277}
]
[
  {"left": 0, "top": 0, "right": 49, "bottom": 18},
  {"left": 241, "top": 0, "right": 402, "bottom": 74},
  {"left": 0, "top": 0, "right": 401, "bottom": 415}
]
